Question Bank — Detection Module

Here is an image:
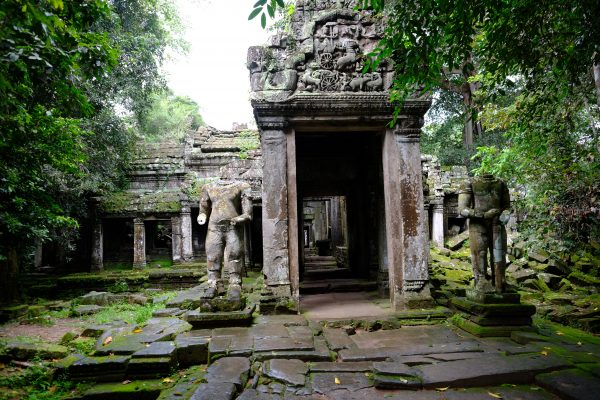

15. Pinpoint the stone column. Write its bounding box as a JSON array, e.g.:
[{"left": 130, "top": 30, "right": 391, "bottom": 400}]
[
  {"left": 171, "top": 215, "right": 182, "bottom": 264},
  {"left": 180, "top": 207, "right": 193, "bottom": 262},
  {"left": 383, "top": 119, "right": 432, "bottom": 310},
  {"left": 259, "top": 118, "right": 291, "bottom": 298},
  {"left": 90, "top": 221, "right": 103, "bottom": 272},
  {"left": 431, "top": 199, "right": 445, "bottom": 248},
  {"left": 133, "top": 217, "right": 146, "bottom": 269}
]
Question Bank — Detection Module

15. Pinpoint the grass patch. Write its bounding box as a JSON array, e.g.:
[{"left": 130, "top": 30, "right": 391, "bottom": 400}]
[{"left": 86, "top": 302, "right": 164, "bottom": 325}]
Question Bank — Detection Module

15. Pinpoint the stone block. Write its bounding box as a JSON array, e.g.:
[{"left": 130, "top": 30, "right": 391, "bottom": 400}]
[
  {"left": 465, "top": 289, "right": 521, "bottom": 304},
  {"left": 529, "top": 250, "right": 550, "bottom": 263},
  {"left": 127, "top": 356, "right": 176, "bottom": 379},
  {"left": 63, "top": 354, "right": 130, "bottom": 382},
  {"left": 73, "top": 305, "right": 104, "bottom": 316},
  {"left": 189, "top": 382, "right": 237, "bottom": 400},
  {"left": 445, "top": 230, "right": 469, "bottom": 250},
  {"left": 79, "top": 379, "right": 167, "bottom": 400},
  {"left": 205, "top": 357, "right": 250, "bottom": 391},
  {"left": 184, "top": 304, "right": 255, "bottom": 328},
  {"left": 453, "top": 315, "right": 535, "bottom": 337},
  {"left": 132, "top": 341, "right": 176, "bottom": 359},
  {"left": 5, "top": 341, "right": 69, "bottom": 361},
  {"left": 152, "top": 308, "right": 185, "bottom": 318},
  {"left": 416, "top": 353, "right": 571, "bottom": 388},
  {"left": 175, "top": 335, "right": 209, "bottom": 366},
  {"left": 452, "top": 297, "right": 536, "bottom": 318},
  {"left": 309, "top": 361, "right": 373, "bottom": 373},
  {"left": 262, "top": 359, "right": 308, "bottom": 386},
  {"left": 510, "top": 331, "right": 549, "bottom": 345},
  {"left": 536, "top": 369, "right": 600, "bottom": 400},
  {"left": 156, "top": 367, "right": 205, "bottom": 399},
  {"left": 311, "top": 372, "right": 372, "bottom": 394}
]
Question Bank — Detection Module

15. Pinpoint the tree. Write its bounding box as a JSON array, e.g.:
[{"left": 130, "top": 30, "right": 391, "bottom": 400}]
[
  {"left": 138, "top": 90, "right": 204, "bottom": 142},
  {"left": 0, "top": 0, "right": 118, "bottom": 303},
  {"left": 0, "top": 0, "right": 186, "bottom": 304}
]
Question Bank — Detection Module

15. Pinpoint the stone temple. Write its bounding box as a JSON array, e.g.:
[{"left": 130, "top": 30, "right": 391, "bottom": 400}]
[
  {"left": 248, "top": 0, "right": 431, "bottom": 310},
  {"left": 37, "top": 0, "right": 472, "bottom": 312}
]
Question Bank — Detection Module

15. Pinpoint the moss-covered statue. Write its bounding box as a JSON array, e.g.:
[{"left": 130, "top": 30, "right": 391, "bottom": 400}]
[
  {"left": 458, "top": 174, "right": 510, "bottom": 293},
  {"left": 197, "top": 179, "right": 252, "bottom": 301}
]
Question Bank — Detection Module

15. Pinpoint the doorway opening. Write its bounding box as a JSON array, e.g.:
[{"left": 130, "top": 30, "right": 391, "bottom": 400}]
[{"left": 296, "top": 132, "right": 386, "bottom": 297}]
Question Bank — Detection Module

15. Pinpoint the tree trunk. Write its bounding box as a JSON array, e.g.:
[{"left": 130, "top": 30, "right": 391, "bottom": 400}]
[
  {"left": 1, "top": 244, "right": 20, "bottom": 305},
  {"left": 594, "top": 61, "right": 600, "bottom": 107},
  {"left": 462, "top": 81, "right": 482, "bottom": 147}
]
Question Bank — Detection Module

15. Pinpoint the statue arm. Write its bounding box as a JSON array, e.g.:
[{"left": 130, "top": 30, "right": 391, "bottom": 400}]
[
  {"left": 458, "top": 184, "right": 478, "bottom": 218},
  {"left": 197, "top": 185, "right": 210, "bottom": 225},
  {"left": 231, "top": 185, "right": 253, "bottom": 225}
]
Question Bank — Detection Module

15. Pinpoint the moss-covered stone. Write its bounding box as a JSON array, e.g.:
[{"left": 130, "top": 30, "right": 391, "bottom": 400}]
[
  {"left": 79, "top": 379, "right": 170, "bottom": 400},
  {"left": 5, "top": 340, "right": 69, "bottom": 361},
  {"left": 452, "top": 315, "right": 535, "bottom": 337}
]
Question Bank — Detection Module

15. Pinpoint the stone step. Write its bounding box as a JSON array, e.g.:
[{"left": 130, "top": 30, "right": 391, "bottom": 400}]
[
  {"left": 302, "top": 268, "right": 352, "bottom": 281},
  {"left": 300, "top": 279, "right": 377, "bottom": 294}
]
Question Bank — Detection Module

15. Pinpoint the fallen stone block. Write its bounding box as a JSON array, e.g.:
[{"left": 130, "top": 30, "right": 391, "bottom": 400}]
[
  {"left": 205, "top": 356, "right": 250, "bottom": 391},
  {"left": 56, "top": 354, "right": 130, "bottom": 382},
  {"left": 175, "top": 335, "right": 209, "bottom": 366},
  {"left": 132, "top": 341, "right": 176, "bottom": 359},
  {"left": 262, "top": 359, "right": 307, "bottom": 387},
  {"left": 73, "top": 305, "right": 104, "bottom": 316},
  {"left": 127, "top": 356, "right": 176, "bottom": 379},
  {"left": 311, "top": 372, "right": 372, "bottom": 394},
  {"left": 416, "top": 353, "right": 571, "bottom": 388},
  {"left": 78, "top": 379, "right": 168, "bottom": 400},
  {"left": 189, "top": 382, "right": 237, "bottom": 400},
  {"left": 536, "top": 368, "right": 600, "bottom": 400},
  {"left": 5, "top": 341, "right": 69, "bottom": 361}
]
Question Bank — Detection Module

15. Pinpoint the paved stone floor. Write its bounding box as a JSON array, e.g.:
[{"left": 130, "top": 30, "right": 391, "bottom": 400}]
[
  {"left": 300, "top": 292, "right": 392, "bottom": 319},
  {"left": 58, "top": 311, "right": 600, "bottom": 400}
]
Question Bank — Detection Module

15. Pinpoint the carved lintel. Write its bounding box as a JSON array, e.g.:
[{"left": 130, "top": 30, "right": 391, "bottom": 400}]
[
  {"left": 257, "top": 117, "right": 289, "bottom": 131},
  {"left": 134, "top": 217, "right": 144, "bottom": 225}
]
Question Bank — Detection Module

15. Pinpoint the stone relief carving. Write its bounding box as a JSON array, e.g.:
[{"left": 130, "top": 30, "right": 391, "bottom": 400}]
[{"left": 248, "top": 2, "right": 392, "bottom": 101}]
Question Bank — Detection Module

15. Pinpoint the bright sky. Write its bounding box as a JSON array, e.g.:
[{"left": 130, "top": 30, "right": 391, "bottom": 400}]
[{"left": 164, "top": 0, "right": 270, "bottom": 130}]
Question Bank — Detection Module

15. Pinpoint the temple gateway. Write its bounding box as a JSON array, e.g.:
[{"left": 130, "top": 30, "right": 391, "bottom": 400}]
[{"left": 248, "top": 0, "right": 432, "bottom": 310}]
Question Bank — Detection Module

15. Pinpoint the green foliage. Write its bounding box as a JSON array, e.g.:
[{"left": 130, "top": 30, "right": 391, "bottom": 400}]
[
  {"left": 249, "top": 0, "right": 286, "bottom": 29},
  {"left": 107, "top": 280, "right": 129, "bottom": 293},
  {"left": 138, "top": 90, "right": 204, "bottom": 142},
  {"left": 235, "top": 130, "right": 260, "bottom": 159},
  {"left": 362, "top": 0, "right": 600, "bottom": 248},
  {"left": 88, "top": 301, "right": 162, "bottom": 325},
  {"left": 0, "top": 359, "right": 78, "bottom": 400}
]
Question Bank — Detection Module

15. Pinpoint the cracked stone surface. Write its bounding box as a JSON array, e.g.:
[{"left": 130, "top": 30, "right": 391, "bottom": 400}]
[{"left": 46, "top": 302, "right": 600, "bottom": 400}]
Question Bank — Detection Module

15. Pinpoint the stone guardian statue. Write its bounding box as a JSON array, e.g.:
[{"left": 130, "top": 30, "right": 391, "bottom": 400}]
[
  {"left": 458, "top": 174, "right": 510, "bottom": 293},
  {"left": 198, "top": 180, "right": 252, "bottom": 301}
]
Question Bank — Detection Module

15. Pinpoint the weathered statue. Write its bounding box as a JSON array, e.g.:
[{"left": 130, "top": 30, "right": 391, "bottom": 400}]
[
  {"left": 458, "top": 174, "right": 510, "bottom": 293},
  {"left": 198, "top": 180, "right": 252, "bottom": 301}
]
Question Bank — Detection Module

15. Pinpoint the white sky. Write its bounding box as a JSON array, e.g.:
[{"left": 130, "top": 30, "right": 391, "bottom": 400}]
[{"left": 163, "top": 0, "right": 271, "bottom": 130}]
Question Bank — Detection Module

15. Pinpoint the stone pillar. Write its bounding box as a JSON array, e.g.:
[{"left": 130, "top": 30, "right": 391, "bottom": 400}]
[
  {"left": 90, "top": 221, "right": 103, "bottom": 272},
  {"left": 171, "top": 215, "right": 182, "bottom": 264},
  {"left": 431, "top": 199, "right": 445, "bottom": 248},
  {"left": 133, "top": 217, "right": 146, "bottom": 269},
  {"left": 259, "top": 118, "right": 291, "bottom": 298},
  {"left": 34, "top": 240, "right": 43, "bottom": 269},
  {"left": 180, "top": 207, "right": 193, "bottom": 262},
  {"left": 383, "top": 120, "right": 432, "bottom": 310}
]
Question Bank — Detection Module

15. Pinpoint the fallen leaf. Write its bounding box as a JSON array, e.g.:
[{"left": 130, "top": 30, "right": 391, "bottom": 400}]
[
  {"left": 577, "top": 342, "right": 583, "bottom": 346},
  {"left": 540, "top": 350, "right": 548, "bottom": 356},
  {"left": 334, "top": 377, "right": 341, "bottom": 384},
  {"left": 556, "top": 331, "right": 564, "bottom": 336},
  {"left": 122, "top": 380, "right": 131, "bottom": 385},
  {"left": 133, "top": 328, "right": 142, "bottom": 334},
  {"left": 48, "top": 386, "right": 57, "bottom": 393},
  {"left": 163, "top": 377, "right": 174, "bottom": 383},
  {"left": 436, "top": 387, "right": 449, "bottom": 391},
  {"left": 543, "top": 346, "right": 552, "bottom": 350},
  {"left": 145, "top": 343, "right": 151, "bottom": 347},
  {"left": 103, "top": 336, "right": 113, "bottom": 346},
  {"left": 488, "top": 392, "right": 502, "bottom": 399},
  {"left": 399, "top": 378, "right": 408, "bottom": 384}
]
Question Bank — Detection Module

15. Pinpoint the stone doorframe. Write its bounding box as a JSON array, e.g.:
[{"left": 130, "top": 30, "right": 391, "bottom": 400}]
[{"left": 253, "top": 93, "right": 432, "bottom": 311}]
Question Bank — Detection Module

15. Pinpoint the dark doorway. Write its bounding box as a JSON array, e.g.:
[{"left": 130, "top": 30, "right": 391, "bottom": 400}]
[{"left": 296, "top": 132, "right": 384, "bottom": 293}]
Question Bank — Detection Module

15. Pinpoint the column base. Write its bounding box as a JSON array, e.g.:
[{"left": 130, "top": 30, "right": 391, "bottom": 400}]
[
  {"left": 259, "top": 283, "right": 297, "bottom": 314},
  {"left": 393, "top": 284, "right": 434, "bottom": 310},
  {"left": 132, "top": 262, "right": 146, "bottom": 270},
  {"left": 451, "top": 295, "right": 536, "bottom": 337}
]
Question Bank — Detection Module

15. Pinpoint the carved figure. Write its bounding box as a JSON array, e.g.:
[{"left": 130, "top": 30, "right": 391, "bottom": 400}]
[
  {"left": 365, "top": 72, "right": 383, "bottom": 91},
  {"left": 336, "top": 39, "right": 360, "bottom": 70},
  {"left": 300, "top": 66, "right": 321, "bottom": 91},
  {"left": 349, "top": 73, "right": 370, "bottom": 91},
  {"left": 198, "top": 180, "right": 252, "bottom": 301},
  {"left": 458, "top": 174, "right": 510, "bottom": 293}
]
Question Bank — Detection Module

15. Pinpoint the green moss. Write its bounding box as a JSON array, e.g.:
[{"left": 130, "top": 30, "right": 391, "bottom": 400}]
[
  {"left": 235, "top": 130, "right": 260, "bottom": 159},
  {"left": 88, "top": 302, "right": 163, "bottom": 325},
  {"left": 99, "top": 191, "right": 137, "bottom": 213}
]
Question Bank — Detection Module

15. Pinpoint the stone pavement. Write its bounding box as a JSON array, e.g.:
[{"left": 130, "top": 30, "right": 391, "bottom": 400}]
[{"left": 53, "top": 313, "right": 600, "bottom": 400}]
